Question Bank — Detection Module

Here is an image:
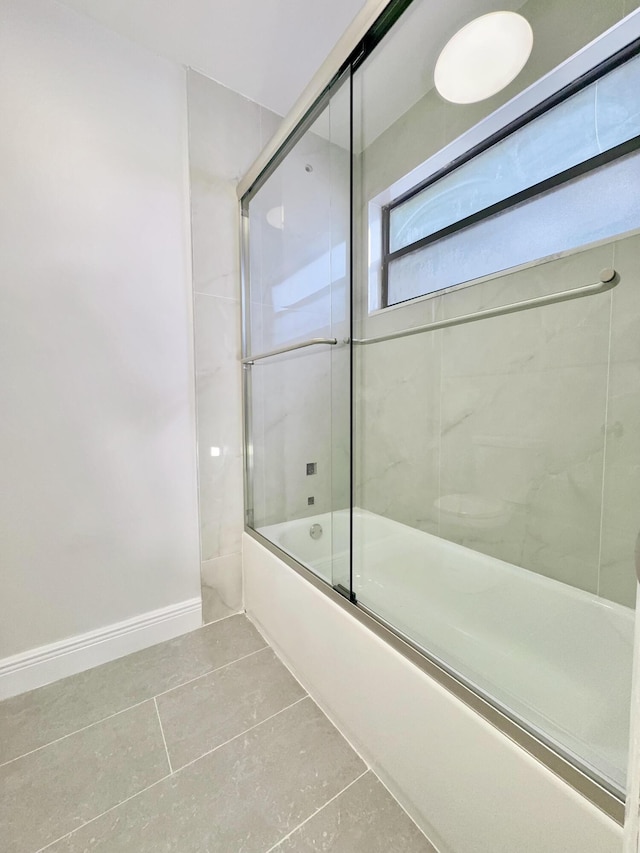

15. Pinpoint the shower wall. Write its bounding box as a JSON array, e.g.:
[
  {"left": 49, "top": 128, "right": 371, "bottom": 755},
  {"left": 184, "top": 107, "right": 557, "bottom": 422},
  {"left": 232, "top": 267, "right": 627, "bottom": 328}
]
[
  {"left": 187, "top": 70, "right": 280, "bottom": 622},
  {"left": 356, "top": 235, "right": 640, "bottom": 606},
  {"left": 248, "top": 101, "right": 351, "bottom": 530},
  {"left": 245, "top": 0, "right": 640, "bottom": 547},
  {"left": 241, "top": 0, "right": 640, "bottom": 826},
  {"left": 354, "top": 0, "right": 640, "bottom": 606}
]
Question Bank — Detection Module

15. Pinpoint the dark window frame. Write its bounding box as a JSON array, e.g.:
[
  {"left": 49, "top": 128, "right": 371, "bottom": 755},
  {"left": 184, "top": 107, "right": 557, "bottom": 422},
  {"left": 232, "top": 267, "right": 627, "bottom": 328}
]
[{"left": 380, "top": 37, "right": 640, "bottom": 309}]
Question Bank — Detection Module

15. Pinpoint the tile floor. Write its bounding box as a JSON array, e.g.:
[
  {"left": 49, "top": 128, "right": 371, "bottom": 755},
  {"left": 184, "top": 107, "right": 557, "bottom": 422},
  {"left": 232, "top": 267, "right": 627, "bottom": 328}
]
[{"left": 0, "top": 614, "right": 436, "bottom": 852}]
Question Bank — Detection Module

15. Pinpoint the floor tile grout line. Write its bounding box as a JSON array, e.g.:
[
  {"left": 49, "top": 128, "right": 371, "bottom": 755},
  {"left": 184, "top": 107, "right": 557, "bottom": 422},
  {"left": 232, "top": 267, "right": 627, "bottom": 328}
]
[
  {"left": 34, "top": 770, "right": 174, "bottom": 853},
  {"left": 21, "top": 618, "right": 432, "bottom": 850},
  {"left": 0, "top": 696, "right": 152, "bottom": 770},
  {"left": 153, "top": 645, "right": 269, "bottom": 702},
  {"left": 246, "top": 618, "right": 434, "bottom": 846},
  {"left": 33, "top": 694, "right": 311, "bottom": 853},
  {"left": 204, "top": 610, "right": 243, "bottom": 623},
  {"left": 262, "top": 769, "right": 370, "bottom": 853},
  {"left": 246, "top": 616, "right": 375, "bottom": 770},
  {"left": 153, "top": 697, "right": 173, "bottom": 774},
  {"left": 173, "top": 693, "right": 310, "bottom": 774},
  {"left": 0, "top": 644, "right": 269, "bottom": 770},
  {"left": 246, "top": 618, "right": 317, "bottom": 710}
]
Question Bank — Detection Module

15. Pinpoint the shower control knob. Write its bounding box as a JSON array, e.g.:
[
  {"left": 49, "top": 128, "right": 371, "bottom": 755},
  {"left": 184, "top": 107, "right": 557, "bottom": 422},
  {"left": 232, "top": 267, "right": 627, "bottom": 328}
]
[{"left": 310, "top": 523, "right": 323, "bottom": 540}]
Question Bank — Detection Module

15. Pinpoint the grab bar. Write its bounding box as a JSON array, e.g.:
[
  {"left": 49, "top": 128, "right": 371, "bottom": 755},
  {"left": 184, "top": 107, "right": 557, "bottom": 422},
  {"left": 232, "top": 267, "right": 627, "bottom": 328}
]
[
  {"left": 354, "top": 268, "right": 619, "bottom": 346},
  {"left": 242, "top": 337, "right": 338, "bottom": 365}
]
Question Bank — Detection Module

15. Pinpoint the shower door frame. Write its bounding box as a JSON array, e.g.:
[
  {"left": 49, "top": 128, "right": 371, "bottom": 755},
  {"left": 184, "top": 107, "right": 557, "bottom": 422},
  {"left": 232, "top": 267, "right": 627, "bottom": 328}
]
[{"left": 239, "top": 0, "right": 640, "bottom": 826}]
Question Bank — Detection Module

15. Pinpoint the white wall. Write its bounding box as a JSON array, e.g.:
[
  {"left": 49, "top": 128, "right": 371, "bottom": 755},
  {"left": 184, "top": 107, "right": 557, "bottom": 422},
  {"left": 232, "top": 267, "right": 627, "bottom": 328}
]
[{"left": 0, "top": 0, "right": 201, "bottom": 663}]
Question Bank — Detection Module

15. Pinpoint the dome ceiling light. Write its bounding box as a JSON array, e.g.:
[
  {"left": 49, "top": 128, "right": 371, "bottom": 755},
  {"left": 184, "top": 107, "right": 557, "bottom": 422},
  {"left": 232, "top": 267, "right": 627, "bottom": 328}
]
[{"left": 434, "top": 11, "right": 533, "bottom": 104}]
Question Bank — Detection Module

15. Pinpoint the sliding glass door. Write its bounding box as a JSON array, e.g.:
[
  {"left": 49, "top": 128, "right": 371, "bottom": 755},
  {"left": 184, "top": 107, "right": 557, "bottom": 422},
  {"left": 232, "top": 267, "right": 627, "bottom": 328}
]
[
  {"left": 241, "top": 0, "right": 640, "bottom": 826},
  {"left": 242, "top": 74, "right": 351, "bottom": 593}
]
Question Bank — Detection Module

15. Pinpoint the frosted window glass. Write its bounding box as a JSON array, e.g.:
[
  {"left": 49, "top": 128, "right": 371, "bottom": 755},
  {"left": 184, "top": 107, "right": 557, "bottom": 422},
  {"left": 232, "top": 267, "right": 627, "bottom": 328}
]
[
  {"left": 387, "top": 150, "right": 640, "bottom": 305},
  {"left": 389, "top": 53, "right": 640, "bottom": 255}
]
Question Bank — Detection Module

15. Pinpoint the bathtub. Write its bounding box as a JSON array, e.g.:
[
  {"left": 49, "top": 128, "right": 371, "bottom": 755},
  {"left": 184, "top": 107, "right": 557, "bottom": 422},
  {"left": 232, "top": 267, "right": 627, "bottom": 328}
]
[{"left": 258, "top": 507, "right": 634, "bottom": 793}]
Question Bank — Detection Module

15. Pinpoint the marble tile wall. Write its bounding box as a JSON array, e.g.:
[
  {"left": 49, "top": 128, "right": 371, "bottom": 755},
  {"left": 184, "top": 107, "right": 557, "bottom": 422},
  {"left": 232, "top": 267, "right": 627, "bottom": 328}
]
[
  {"left": 251, "top": 350, "right": 339, "bottom": 528},
  {"left": 247, "top": 113, "right": 351, "bottom": 530},
  {"left": 355, "top": 234, "right": 640, "bottom": 607},
  {"left": 187, "top": 70, "right": 281, "bottom": 623},
  {"left": 353, "top": 0, "right": 640, "bottom": 608},
  {"left": 230, "top": 0, "right": 640, "bottom": 611},
  {"left": 600, "top": 235, "right": 640, "bottom": 605}
]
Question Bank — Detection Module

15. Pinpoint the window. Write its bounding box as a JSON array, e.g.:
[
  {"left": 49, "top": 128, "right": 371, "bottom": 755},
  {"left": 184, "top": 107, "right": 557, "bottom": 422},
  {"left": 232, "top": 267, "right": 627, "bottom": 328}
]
[{"left": 381, "top": 45, "right": 640, "bottom": 307}]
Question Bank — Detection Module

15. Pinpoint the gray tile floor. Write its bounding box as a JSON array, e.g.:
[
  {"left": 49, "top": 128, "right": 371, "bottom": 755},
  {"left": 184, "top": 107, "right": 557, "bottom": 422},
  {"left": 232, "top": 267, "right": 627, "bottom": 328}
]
[{"left": 0, "top": 614, "right": 435, "bottom": 852}]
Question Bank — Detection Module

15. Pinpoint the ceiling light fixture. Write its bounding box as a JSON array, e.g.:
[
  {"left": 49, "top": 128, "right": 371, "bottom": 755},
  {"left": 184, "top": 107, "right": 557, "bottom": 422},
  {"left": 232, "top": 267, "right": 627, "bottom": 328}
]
[{"left": 434, "top": 11, "right": 533, "bottom": 104}]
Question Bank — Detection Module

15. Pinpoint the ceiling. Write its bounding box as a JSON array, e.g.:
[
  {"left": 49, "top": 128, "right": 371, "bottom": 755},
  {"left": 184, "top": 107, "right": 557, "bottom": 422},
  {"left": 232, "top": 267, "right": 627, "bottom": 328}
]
[{"left": 55, "top": 0, "right": 368, "bottom": 117}]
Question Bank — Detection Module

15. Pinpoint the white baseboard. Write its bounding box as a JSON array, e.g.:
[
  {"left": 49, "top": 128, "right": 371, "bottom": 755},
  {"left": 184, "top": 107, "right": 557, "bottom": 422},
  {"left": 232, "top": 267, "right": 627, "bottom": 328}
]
[{"left": 0, "top": 597, "right": 203, "bottom": 700}]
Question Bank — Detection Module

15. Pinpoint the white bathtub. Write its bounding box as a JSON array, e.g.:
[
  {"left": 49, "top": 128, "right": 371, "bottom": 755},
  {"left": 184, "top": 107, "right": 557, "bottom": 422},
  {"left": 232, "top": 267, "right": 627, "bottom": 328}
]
[{"left": 259, "top": 507, "right": 634, "bottom": 793}]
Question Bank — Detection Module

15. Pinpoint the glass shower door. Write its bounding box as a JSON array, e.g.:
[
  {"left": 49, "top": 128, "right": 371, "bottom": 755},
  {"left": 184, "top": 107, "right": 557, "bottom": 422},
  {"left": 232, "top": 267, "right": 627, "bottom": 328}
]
[
  {"left": 242, "top": 75, "right": 351, "bottom": 593},
  {"left": 350, "top": 0, "right": 640, "bottom": 806}
]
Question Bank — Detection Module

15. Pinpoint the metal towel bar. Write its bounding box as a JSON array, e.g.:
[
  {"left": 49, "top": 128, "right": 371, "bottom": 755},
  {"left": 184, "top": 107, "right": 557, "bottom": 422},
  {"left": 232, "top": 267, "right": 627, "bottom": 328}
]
[
  {"left": 242, "top": 337, "right": 338, "bottom": 365},
  {"left": 242, "top": 270, "right": 619, "bottom": 359},
  {"left": 354, "top": 268, "right": 619, "bottom": 347}
]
